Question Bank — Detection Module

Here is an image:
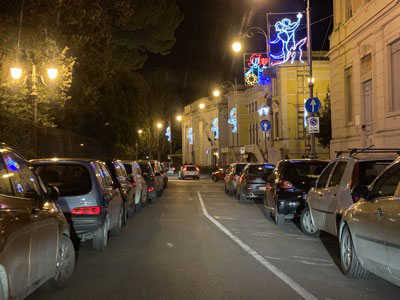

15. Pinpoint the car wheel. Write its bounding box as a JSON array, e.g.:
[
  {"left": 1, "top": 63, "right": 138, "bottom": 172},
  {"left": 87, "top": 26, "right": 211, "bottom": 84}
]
[
  {"left": 263, "top": 203, "right": 271, "bottom": 220},
  {"left": 93, "top": 219, "right": 108, "bottom": 252},
  {"left": 152, "top": 192, "right": 158, "bottom": 204},
  {"left": 48, "top": 235, "right": 75, "bottom": 289},
  {"left": 239, "top": 192, "right": 246, "bottom": 204},
  {"left": 228, "top": 186, "right": 233, "bottom": 196},
  {"left": 300, "top": 207, "right": 320, "bottom": 237},
  {"left": 135, "top": 202, "right": 142, "bottom": 213},
  {"left": 224, "top": 184, "right": 228, "bottom": 194},
  {"left": 212, "top": 175, "right": 218, "bottom": 182},
  {"left": 274, "top": 203, "right": 285, "bottom": 226},
  {"left": 110, "top": 206, "right": 123, "bottom": 237},
  {"left": 340, "top": 225, "right": 369, "bottom": 278},
  {"left": 123, "top": 202, "right": 129, "bottom": 225}
]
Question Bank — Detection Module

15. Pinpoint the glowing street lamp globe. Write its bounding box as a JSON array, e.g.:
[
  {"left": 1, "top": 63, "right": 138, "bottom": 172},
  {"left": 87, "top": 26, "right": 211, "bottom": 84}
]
[
  {"left": 47, "top": 68, "right": 58, "bottom": 80},
  {"left": 213, "top": 90, "right": 220, "bottom": 97},
  {"left": 156, "top": 123, "right": 163, "bottom": 129},
  {"left": 10, "top": 68, "right": 22, "bottom": 80},
  {"left": 232, "top": 41, "right": 242, "bottom": 53},
  {"left": 176, "top": 115, "right": 182, "bottom": 121},
  {"left": 199, "top": 103, "right": 205, "bottom": 109},
  {"left": 138, "top": 129, "right": 143, "bottom": 134}
]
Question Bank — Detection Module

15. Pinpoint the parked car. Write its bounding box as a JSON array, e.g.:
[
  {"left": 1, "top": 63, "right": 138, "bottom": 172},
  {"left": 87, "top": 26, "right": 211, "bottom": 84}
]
[
  {"left": 122, "top": 160, "right": 148, "bottom": 210},
  {"left": 224, "top": 163, "right": 247, "bottom": 196},
  {"left": 106, "top": 159, "right": 136, "bottom": 221},
  {"left": 160, "top": 162, "right": 169, "bottom": 188},
  {"left": 339, "top": 157, "right": 400, "bottom": 287},
  {"left": 167, "top": 165, "right": 176, "bottom": 176},
  {"left": 178, "top": 165, "right": 200, "bottom": 180},
  {"left": 32, "top": 158, "right": 125, "bottom": 251},
  {"left": 304, "top": 156, "right": 393, "bottom": 237},
  {"left": 0, "top": 146, "right": 75, "bottom": 299},
  {"left": 236, "top": 163, "right": 275, "bottom": 203},
  {"left": 212, "top": 167, "right": 226, "bottom": 182},
  {"left": 138, "top": 160, "right": 163, "bottom": 203},
  {"left": 264, "top": 159, "right": 328, "bottom": 225}
]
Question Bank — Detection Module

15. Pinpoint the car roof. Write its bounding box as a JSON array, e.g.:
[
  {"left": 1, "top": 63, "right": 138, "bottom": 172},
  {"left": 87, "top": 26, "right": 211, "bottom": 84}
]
[
  {"left": 30, "top": 158, "right": 101, "bottom": 164},
  {"left": 334, "top": 156, "right": 395, "bottom": 162},
  {"left": 283, "top": 159, "right": 328, "bottom": 163}
]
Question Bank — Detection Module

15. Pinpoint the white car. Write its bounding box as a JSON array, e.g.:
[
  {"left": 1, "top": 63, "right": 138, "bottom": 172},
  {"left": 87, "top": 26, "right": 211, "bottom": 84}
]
[
  {"left": 339, "top": 157, "right": 400, "bottom": 287},
  {"left": 178, "top": 165, "right": 200, "bottom": 180},
  {"left": 302, "top": 156, "right": 392, "bottom": 237}
]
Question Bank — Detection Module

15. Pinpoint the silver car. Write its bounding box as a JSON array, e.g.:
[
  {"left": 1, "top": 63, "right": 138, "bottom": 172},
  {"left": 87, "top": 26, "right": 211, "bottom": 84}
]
[
  {"left": 339, "top": 157, "right": 400, "bottom": 287},
  {"left": 179, "top": 165, "right": 200, "bottom": 180},
  {"left": 304, "top": 156, "right": 392, "bottom": 237},
  {"left": 122, "top": 160, "right": 149, "bottom": 210}
]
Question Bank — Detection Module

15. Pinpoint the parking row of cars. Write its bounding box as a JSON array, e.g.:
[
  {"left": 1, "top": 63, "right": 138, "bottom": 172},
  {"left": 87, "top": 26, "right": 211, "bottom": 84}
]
[
  {"left": 0, "top": 143, "right": 169, "bottom": 299},
  {"left": 220, "top": 149, "right": 400, "bottom": 287}
]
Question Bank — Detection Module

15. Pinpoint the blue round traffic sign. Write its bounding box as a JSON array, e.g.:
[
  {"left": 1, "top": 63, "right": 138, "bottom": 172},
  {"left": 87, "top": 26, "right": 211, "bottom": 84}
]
[
  {"left": 305, "top": 97, "right": 321, "bottom": 113},
  {"left": 309, "top": 117, "right": 318, "bottom": 126},
  {"left": 260, "top": 120, "right": 271, "bottom": 132}
]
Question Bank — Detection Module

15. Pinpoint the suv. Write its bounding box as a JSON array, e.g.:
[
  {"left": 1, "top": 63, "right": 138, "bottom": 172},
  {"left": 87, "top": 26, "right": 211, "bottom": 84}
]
[
  {"left": 179, "top": 165, "right": 200, "bottom": 180},
  {"left": 106, "top": 160, "right": 136, "bottom": 221},
  {"left": 264, "top": 159, "right": 328, "bottom": 225},
  {"left": 303, "top": 153, "right": 394, "bottom": 237},
  {"left": 122, "top": 160, "right": 148, "bottom": 209},
  {"left": 0, "top": 146, "right": 75, "bottom": 299},
  {"left": 224, "top": 163, "right": 247, "bottom": 196},
  {"left": 32, "top": 159, "right": 124, "bottom": 252},
  {"left": 236, "top": 163, "right": 275, "bottom": 203},
  {"left": 138, "top": 161, "right": 162, "bottom": 203},
  {"left": 339, "top": 157, "right": 400, "bottom": 286}
]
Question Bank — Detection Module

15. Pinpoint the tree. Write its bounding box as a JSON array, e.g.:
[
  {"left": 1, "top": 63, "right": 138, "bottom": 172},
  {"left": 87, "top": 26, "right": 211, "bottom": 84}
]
[{"left": 316, "top": 88, "right": 332, "bottom": 149}]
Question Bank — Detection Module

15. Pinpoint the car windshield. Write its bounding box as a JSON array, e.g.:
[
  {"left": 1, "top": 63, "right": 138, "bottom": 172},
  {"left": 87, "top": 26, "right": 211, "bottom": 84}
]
[
  {"left": 248, "top": 165, "right": 274, "bottom": 176},
  {"left": 357, "top": 161, "right": 392, "bottom": 186},
  {"left": 35, "top": 164, "right": 91, "bottom": 197},
  {"left": 285, "top": 162, "right": 328, "bottom": 182}
]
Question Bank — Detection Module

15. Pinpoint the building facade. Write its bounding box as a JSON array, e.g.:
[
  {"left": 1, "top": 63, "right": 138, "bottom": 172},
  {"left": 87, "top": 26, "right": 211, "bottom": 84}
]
[{"left": 329, "top": 0, "right": 400, "bottom": 155}]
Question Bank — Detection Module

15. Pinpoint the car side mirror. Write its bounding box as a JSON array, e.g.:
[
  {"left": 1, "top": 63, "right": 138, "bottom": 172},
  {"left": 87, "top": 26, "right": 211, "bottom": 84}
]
[
  {"left": 47, "top": 184, "right": 60, "bottom": 202},
  {"left": 155, "top": 172, "right": 161, "bottom": 176},
  {"left": 351, "top": 185, "right": 369, "bottom": 201},
  {"left": 113, "top": 182, "right": 121, "bottom": 189}
]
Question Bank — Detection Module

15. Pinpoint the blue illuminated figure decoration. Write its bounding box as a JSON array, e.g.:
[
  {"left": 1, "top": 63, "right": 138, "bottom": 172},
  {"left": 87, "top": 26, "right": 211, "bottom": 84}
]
[
  {"left": 244, "top": 53, "right": 269, "bottom": 86},
  {"left": 269, "top": 13, "right": 307, "bottom": 66},
  {"left": 165, "top": 126, "right": 171, "bottom": 142},
  {"left": 187, "top": 127, "right": 193, "bottom": 145},
  {"left": 228, "top": 108, "right": 237, "bottom": 133},
  {"left": 211, "top": 118, "right": 219, "bottom": 139}
]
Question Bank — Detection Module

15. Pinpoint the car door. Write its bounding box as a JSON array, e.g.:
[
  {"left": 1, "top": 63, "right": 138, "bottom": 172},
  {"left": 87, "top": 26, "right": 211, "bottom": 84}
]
[
  {"left": 381, "top": 162, "right": 400, "bottom": 281},
  {"left": 323, "top": 161, "right": 347, "bottom": 236},
  {"left": 99, "top": 163, "right": 120, "bottom": 228},
  {"left": 352, "top": 164, "right": 400, "bottom": 275},
  {"left": 3, "top": 151, "right": 58, "bottom": 285},
  {"left": 0, "top": 153, "right": 33, "bottom": 297},
  {"left": 308, "top": 162, "right": 336, "bottom": 230},
  {"left": 265, "top": 162, "right": 283, "bottom": 210}
]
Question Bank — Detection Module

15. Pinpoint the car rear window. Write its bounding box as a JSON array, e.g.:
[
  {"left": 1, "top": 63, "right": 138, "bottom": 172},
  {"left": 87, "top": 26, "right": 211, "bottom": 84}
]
[
  {"left": 356, "top": 161, "right": 392, "bottom": 186},
  {"left": 248, "top": 165, "right": 274, "bottom": 176},
  {"left": 235, "top": 164, "right": 247, "bottom": 174},
  {"left": 36, "top": 164, "right": 91, "bottom": 197},
  {"left": 284, "top": 162, "right": 328, "bottom": 182},
  {"left": 139, "top": 163, "right": 151, "bottom": 174},
  {"left": 186, "top": 166, "right": 197, "bottom": 171},
  {"left": 124, "top": 164, "right": 132, "bottom": 175}
]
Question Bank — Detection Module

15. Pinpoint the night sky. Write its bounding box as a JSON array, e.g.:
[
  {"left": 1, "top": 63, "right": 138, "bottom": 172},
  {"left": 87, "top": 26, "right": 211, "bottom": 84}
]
[{"left": 145, "top": 0, "right": 333, "bottom": 105}]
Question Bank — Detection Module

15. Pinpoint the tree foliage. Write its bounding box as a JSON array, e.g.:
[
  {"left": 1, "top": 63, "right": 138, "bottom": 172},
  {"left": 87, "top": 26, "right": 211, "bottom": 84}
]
[{"left": 316, "top": 88, "right": 332, "bottom": 149}]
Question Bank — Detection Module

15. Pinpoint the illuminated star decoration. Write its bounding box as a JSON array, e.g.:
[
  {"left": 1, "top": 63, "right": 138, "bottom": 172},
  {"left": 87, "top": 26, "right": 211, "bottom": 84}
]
[
  {"left": 269, "top": 13, "right": 307, "bottom": 66},
  {"left": 244, "top": 53, "right": 269, "bottom": 86},
  {"left": 257, "top": 104, "right": 270, "bottom": 117},
  {"left": 187, "top": 127, "right": 193, "bottom": 145},
  {"left": 211, "top": 118, "right": 219, "bottom": 139},
  {"left": 228, "top": 108, "right": 237, "bottom": 133},
  {"left": 165, "top": 126, "right": 171, "bottom": 142}
]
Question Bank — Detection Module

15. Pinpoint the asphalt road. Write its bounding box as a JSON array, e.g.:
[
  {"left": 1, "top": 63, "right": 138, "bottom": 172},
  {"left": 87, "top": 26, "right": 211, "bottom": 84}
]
[{"left": 29, "top": 178, "right": 400, "bottom": 300}]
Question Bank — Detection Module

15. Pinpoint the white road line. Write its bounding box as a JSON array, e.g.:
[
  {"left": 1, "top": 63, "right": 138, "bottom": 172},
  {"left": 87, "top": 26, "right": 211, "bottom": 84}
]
[{"left": 197, "top": 191, "right": 318, "bottom": 300}]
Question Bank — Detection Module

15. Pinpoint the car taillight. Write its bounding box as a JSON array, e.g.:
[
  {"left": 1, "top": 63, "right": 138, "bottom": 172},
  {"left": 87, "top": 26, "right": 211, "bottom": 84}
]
[
  {"left": 71, "top": 206, "right": 101, "bottom": 215},
  {"left": 148, "top": 187, "right": 154, "bottom": 192},
  {"left": 183, "top": 167, "right": 187, "bottom": 171},
  {"left": 131, "top": 181, "right": 136, "bottom": 187},
  {"left": 232, "top": 175, "right": 236, "bottom": 180},
  {"left": 266, "top": 183, "right": 273, "bottom": 191},
  {"left": 280, "top": 180, "right": 294, "bottom": 189},
  {"left": 173, "top": 167, "right": 175, "bottom": 171},
  {"left": 196, "top": 166, "right": 200, "bottom": 171}
]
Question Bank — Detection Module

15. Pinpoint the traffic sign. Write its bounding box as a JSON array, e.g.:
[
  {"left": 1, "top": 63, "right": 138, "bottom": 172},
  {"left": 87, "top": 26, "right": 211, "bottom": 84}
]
[
  {"left": 260, "top": 120, "right": 271, "bottom": 132},
  {"left": 307, "top": 117, "right": 320, "bottom": 133},
  {"left": 305, "top": 97, "right": 321, "bottom": 113}
]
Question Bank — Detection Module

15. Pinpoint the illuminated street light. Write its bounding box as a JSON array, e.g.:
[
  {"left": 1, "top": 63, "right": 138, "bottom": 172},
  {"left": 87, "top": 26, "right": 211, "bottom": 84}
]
[
  {"left": 232, "top": 41, "right": 242, "bottom": 53},
  {"left": 199, "top": 103, "right": 205, "bottom": 109},
  {"left": 213, "top": 89, "right": 220, "bottom": 97},
  {"left": 47, "top": 68, "right": 58, "bottom": 80},
  {"left": 307, "top": 77, "right": 315, "bottom": 83},
  {"left": 138, "top": 129, "right": 143, "bottom": 134},
  {"left": 10, "top": 67, "right": 22, "bottom": 80},
  {"left": 176, "top": 115, "right": 182, "bottom": 121},
  {"left": 156, "top": 122, "right": 163, "bottom": 129}
]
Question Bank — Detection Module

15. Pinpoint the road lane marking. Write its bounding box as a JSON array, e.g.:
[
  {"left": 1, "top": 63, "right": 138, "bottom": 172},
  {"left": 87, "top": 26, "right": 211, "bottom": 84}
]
[
  {"left": 293, "top": 256, "right": 331, "bottom": 263},
  {"left": 197, "top": 191, "right": 318, "bottom": 300},
  {"left": 167, "top": 242, "right": 174, "bottom": 248}
]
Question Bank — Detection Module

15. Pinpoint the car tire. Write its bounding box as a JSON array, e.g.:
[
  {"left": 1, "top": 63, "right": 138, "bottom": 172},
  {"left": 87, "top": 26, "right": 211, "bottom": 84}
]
[
  {"left": 196, "top": 176, "right": 200, "bottom": 180},
  {"left": 151, "top": 192, "right": 157, "bottom": 204},
  {"left": 135, "top": 202, "right": 142, "bottom": 213},
  {"left": 123, "top": 202, "right": 129, "bottom": 225},
  {"left": 239, "top": 192, "right": 246, "bottom": 204},
  {"left": 93, "top": 219, "right": 108, "bottom": 252},
  {"left": 212, "top": 175, "right": 218, "bottom": 182},
  {"left": 340, "top": 225, "right": 369, "bottom": 278},
  {"left": 300, "top": 207, "right": 320, "bottom": 237},
  {"left": 228, "top": 186, "right": 234, "bottom": 196},
  {"left": 110, "top": 206, "right": 123, "bottom": 237},
  {"left": 263, "top": 204, "right": 271, "bottom": 220},
  {"left": 48, "top": 235, "right": 75, "bottom": 289},
  {"left": 224, "top": 184, "right": 228, "bottom": 194},
  {"left": 274, "top": 203, "right": 285, "bottom": 226}
]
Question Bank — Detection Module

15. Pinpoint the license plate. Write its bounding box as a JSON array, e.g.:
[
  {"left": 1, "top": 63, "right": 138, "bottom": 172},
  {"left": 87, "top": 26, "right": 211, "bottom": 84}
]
[
  {"left": 188, "top": 172, "right": 194, "bottom": 175},
  {"left": 259, "top": 186, "right": 266, "bottom": 191}
]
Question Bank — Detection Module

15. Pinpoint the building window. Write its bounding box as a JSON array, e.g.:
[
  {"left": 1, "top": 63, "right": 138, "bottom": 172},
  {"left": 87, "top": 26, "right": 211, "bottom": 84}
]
[
  {"left": 390, "top": 40, "right": 400, "bottom": 112},
  {"left": 345, "top": 0, "right": 352, "bottom": 21},
  {"left": 250, "top": 124, "right": 253, "bottom": 144},
  {"left": 344, "top": 67, "right": 353, "bottom": 123},
  {"left": 256, "top": 123, "right": 259, "bottom": 145}
]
